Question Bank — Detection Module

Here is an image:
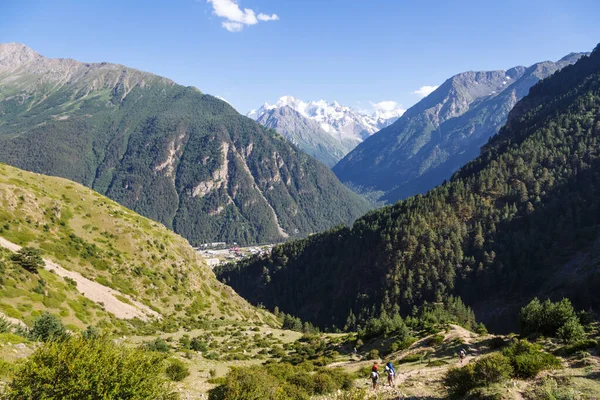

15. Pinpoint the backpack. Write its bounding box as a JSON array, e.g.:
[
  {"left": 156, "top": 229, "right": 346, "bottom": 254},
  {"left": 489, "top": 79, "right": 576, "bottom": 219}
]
[
  {"left": 387, "top": 362, "right": 395, "bottom": 374},
  {"left": 371, "top": 371, "right": 379, "bottom": 380}
]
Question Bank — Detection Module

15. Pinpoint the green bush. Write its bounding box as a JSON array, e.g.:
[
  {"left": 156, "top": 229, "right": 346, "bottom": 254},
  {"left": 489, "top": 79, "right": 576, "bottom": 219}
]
[
  {"left": 475, "top": 323, "right": 488, "bottom": 335},
  {"left": 190, "top": 337, "right": 208, "bottom": 352},
  {"left": 3, "top": 337, "right": 177, "bottom": 399},
  {"left": 144, "top": 337, "right": 170, "bottom": 353},
  {"left": 556, "top": 317, "right": 585, "bottom": 343},
  {"left": 473, "top": 353, "right": 513, "bottom": 385},
  {"left": 209, "top": 363, "right": 354, "bottom": 400},
  {"left": 208, "top": 367, "right": 278, "bottom": 400},
  {"left": 165, "top": 359, "right": 190, "bottom": 382},
  {"left": 11, "top": 247, "right": 44, "bottom": 273},
  {"left": 29, "top": 312, "right": 66, "bottom": 342},
  {"left": 520, "top": 298, "right": 585, "bottom": 342},
  {"left": 503, "top": 340, "right": 561, "bottom": 379},
  {"left": 311, "top": 373, "right": 337, "bottom": 395},
  {"left": 444, "top": 364, "right": 476, "bottom": 397},
  {"left": 327, "top": 367, "right": 354, "bottom": 390},
  {"left": 488, "top": 336, "right": 507, "bottom": 349},
  {"left": 0, "top": 316, "right": 12, "bottom": 333},
  {"left": 81, "top": 325, "right": 101, "bottom": 340},
  {"left": 533, "top": 377, "right": 581, "bottom": 400},
  {"left": 368, "top": 349, "right": 380, "bottom": 360},
  {"left": 559, "top": 339, "right": 598, "bottom": 356},
  {"left": 398, "top": 352, "right": 423, "bottom": 363},
  {"left": 429, "top": 334, "right": 445, "bottom": 346},
  {"left": 444, "top": 353, "right": 513, "bottom": 397}
]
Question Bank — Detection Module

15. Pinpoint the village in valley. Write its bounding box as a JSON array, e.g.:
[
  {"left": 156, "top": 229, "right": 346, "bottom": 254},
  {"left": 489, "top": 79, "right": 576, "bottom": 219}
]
[{"left": 195, "top": 243, "right": 274, "bottom": 268}]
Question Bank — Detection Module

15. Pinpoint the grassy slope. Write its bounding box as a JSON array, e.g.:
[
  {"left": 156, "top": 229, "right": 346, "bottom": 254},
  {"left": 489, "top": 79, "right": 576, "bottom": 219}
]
[{"left": 0, "top": 163, "right": 274, "bottom": 332}]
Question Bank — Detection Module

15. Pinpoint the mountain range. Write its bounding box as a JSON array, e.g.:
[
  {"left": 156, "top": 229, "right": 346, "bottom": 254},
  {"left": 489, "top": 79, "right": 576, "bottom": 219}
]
[
  {"left": 0, "top": 43, "right": 370, "bottom": 246},
  {"left": 333, "top": 52, "right": 587, "bottom": 203},
  {"left": 247, "top": 96, "right": 404, "bottom": 166},
  {"left": 217, "top": 45, "right": 600, "bottom": 331}
]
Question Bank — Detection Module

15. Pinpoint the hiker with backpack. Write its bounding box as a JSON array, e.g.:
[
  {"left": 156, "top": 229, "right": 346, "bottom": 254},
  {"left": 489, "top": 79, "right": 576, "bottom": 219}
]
[
  {"left": 459, "top": 348, "right": 467, "bottom": 364},
  {"left": 370, "top": 363, "right": 380, "bottom": 390},
  {"left": 384, "top": 361, "right": 396, "bottom": 386}
]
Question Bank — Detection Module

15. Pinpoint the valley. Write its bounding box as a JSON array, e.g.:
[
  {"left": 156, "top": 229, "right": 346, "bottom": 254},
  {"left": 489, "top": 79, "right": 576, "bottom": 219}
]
[{"left": 0, "top": 2, "right": 599, "bottom": 398}]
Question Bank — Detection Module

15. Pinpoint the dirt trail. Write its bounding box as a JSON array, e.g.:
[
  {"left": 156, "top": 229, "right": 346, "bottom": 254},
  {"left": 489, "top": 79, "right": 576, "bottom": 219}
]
[{"left": 0, "top": 236, "right": 160, "bottom": 321}]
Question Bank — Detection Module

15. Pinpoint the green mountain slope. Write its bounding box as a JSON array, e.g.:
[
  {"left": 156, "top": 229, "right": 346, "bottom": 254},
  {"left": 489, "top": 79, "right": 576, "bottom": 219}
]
[
  {"left": 0, "top": 43, "right": 369, "bottom": 246},
  {"left": 217, "top": 44, "right": 600, "bottom": 331},
  {"left": 334, "top": 53, "right": 586, "bottom": 204},
  {"left": 0, "top": 163, "right": 271, "bottom": 332}
]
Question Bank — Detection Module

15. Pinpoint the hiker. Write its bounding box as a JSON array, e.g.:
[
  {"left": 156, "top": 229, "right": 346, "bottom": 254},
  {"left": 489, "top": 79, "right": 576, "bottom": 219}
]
[
  {"left": 384, "top": 361, "right": 396, "bottom": 386},
  {"left": 371, "top": 363, "right": 380, "bottom": 390},
  {"left": 459, "top": 348, "right": 466, "bottom": 364}
]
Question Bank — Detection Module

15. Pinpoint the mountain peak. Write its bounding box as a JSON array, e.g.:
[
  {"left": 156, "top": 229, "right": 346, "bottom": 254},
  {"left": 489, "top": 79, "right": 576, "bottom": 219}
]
[
  {"left": 0, "top": 42, "right": 40, "bottom": 66},
  {"left": 248, "top": 96, "right": 404, "bottom": 166}
]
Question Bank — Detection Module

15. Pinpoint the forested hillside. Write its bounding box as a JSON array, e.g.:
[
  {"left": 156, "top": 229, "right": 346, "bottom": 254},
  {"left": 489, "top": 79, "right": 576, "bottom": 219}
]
[
  {"left": 334, "top": 53, "right": 585, "bottom": 204},
  {"left": 0, "top": 44, "right": 369, "bottom": 246},
  {"left": 217, "top": 44, "right": 600, "bottom": 331}
]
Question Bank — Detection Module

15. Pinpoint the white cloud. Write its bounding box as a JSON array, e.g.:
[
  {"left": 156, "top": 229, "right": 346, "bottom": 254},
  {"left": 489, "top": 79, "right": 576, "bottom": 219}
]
[
  {"left": 370, "top": 100, "right": 405, "bottom": 119},
  {"left": 257, "top": 13, "right": 279, "bottom": 21},
  {"left": 372, "top": 100, "right": 401, "bottom": 112},
  {"left": 207, "top": 0, "right": 279, "bottom": 32},
  {"left": 222, "top": 21, "right": 244, "bottom": 32},
  {"left": 412, "top": 85, "right": 439, "bottom": 98}
]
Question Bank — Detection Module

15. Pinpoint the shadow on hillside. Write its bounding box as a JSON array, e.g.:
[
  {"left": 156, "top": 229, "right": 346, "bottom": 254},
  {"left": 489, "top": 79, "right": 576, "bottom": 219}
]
[{"left": 583, "top": 370, "right": 600, "bottom": 381}]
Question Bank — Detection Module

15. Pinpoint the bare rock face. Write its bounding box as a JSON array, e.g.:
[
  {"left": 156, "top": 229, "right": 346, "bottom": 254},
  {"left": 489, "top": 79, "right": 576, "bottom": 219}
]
[
  {"left": 333, "top": 53, "right": 587, "bottom": 204},
  {"left": 0, "top": 43, "right": 370, "bottom": 246}
]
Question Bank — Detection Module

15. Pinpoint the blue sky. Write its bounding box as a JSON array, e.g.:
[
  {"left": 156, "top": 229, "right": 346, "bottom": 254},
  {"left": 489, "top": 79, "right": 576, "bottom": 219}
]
[{"left": 1, "top": 0, "right": 599, "bottom": 114}]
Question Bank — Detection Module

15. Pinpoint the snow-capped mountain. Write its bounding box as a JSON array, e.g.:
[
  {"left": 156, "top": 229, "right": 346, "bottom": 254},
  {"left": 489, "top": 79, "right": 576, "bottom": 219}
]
[{"left": 247, "top": 96, "right": 404, "bottom": 167}]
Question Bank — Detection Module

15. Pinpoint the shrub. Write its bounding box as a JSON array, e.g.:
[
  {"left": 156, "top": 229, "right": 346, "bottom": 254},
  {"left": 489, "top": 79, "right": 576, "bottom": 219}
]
[
  {"left": 311, "top": 373, "right": 337, "bottom": 395},
  {"left": 396, "top": 336, "right": 417, "bottom": 350},
  {"left": 29, "top": 312, "right": 66, "bottom": 342},
  {"left": 473, "top": 353, "right": 513, "bottom": 385},
  {"left": 475, "top": 323, "right": 488, "bottom": 335},
  {"left": 165, "top": 359, "right": 190, "bottom": 382},
  {"left": 337, "top": 389, "right": 377, "bottom": 400},
  {"left": 503, "top": 340, "right": 561, "bottom": 379},
  {"left": 190, "top": 337, "right": 208, "bottom": 352},
  {"left": 81, "top": 325, "right": 101, "bottom": 340},
  {"left": 429, "top": 334, "right": 445, "bottom": 346},
  {"left": 559, "top": 339, "right": 598, "bottom": 356},
  {"left": 3, "top": 337, "right": 177, "bottom": 399},
  {"left": 444, "top": 364, "right": 476, "bottom": 397},
  {"left": 520, "top": 298, "right": 584, "bottom": 341},
  {"left": 398, "top": 352, "right": 423, "bottom": 363},
  {"left": 444, "top": 352, "right": 513, "bottom": 397},
  {"left": 368, "top": 349, "right": 380, "bottom": 360},
  {"left": 533, "top": 377, "right": 581, "bottom": 400},
  {"left": 488, "top": 336, "right": 507, "bottom": 349},
  {"left": 209, "top": 363, "right": 353, "bottom": 399},
  {"left": 327, "top": 367, "right": 354, "bottom": 390},
  {"left": 0, "top": 316, "right": 12, "bottom": 333},
  {"left": 556, "top": 317, "right": 585, "bottom": 343},
  {"left": 144, "top": 337, "right": 170, "bottom": 353},
  {"left": 208, "top": 367, "right": 278, "bottom": 400},
  {"left": 512, "top": 353, "right": 561, "bottom": 379},
  {"left": 11, "top": 247, "right": 44, "bottom": 273},
  {"left": 427, "top": 360, "right": 448, "bottom": 367}
]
